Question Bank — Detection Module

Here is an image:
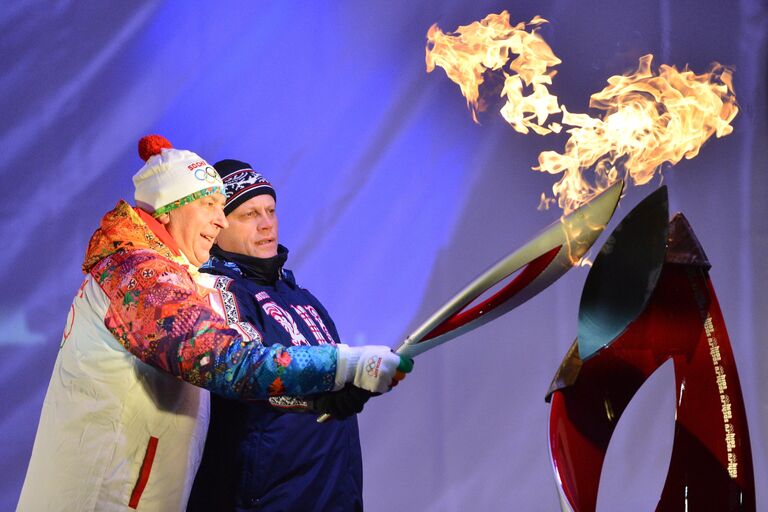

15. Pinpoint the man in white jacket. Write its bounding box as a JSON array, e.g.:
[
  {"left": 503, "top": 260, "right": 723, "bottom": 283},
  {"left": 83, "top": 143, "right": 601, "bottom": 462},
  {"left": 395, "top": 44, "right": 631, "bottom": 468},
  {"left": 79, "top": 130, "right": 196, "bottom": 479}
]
[{"left": 17, "top": 135, "right": 410, "bottom": 511}]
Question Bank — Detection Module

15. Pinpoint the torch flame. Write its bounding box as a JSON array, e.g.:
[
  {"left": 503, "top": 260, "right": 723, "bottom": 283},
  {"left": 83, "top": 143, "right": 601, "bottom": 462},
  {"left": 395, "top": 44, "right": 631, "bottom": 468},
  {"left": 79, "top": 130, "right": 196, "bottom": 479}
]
[
  {"left": 426, "top": 11, "right": 562, "bottom": 133},
  {"left": 538, "top": 54, "right": 739, "bottom": 213},
  {"left": 427, "top": 13, "right": 739, "bottom": 216}
]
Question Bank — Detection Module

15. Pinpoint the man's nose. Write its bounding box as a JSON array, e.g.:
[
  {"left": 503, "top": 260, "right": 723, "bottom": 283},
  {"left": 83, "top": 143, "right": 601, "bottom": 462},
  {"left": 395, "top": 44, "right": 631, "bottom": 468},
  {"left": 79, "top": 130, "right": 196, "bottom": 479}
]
[{"left": 214, "top": 208, "right": 229, "bottom": 229}]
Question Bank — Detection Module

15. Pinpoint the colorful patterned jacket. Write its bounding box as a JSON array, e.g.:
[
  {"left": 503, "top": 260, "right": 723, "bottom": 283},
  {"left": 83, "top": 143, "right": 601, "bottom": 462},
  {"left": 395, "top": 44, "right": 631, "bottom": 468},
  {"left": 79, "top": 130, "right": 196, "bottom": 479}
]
[
  {"left": 187, "top": 248, "right": 363, "bottom": 511},
  {"left": 18, "top": 201, "right": 340, "bottom": 512}
]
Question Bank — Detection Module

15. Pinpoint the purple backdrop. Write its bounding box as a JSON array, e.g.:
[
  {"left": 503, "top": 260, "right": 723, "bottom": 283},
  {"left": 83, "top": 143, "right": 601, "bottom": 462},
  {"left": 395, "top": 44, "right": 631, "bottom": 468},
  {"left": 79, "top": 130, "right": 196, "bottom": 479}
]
[{"left": 2, "top": 1, "right": 766, "bottom": 510}]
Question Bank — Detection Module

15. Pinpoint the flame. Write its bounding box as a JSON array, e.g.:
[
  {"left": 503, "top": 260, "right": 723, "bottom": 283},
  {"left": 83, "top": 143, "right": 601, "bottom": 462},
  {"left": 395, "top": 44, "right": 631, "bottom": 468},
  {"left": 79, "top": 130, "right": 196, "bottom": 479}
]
[
  {"left": 579, "top": 256, "right": 594, "bottom": 268},
  {"left": 426, "top": 11, "right": 562, "bottom": 133},
  {"left": 426, "top": 13, "right": 739, "bottom": 216},
  {"left": 537, "top": 54, "right": 738, "bottom": 213}
]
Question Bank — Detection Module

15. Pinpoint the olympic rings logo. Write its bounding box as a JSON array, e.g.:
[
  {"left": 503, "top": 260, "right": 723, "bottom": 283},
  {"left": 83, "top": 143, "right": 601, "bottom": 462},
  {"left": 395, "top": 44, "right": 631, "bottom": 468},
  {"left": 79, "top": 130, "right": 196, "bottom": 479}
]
[
  {"left": 365, "top": 356, "right": 381, "bottom": 377},
  {"left": 194, "top": 166, "right": 219, "bottom": 184}
]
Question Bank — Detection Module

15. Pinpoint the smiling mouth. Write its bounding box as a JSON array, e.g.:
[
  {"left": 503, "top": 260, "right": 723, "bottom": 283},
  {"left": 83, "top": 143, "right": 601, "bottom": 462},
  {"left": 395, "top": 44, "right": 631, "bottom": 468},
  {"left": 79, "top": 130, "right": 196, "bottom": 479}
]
[
  {"left": 201, "top": 234, "right": 215, "bottom": 244},
  {"left": 256, "top": 239, "right": 274, "bottom": 246}
]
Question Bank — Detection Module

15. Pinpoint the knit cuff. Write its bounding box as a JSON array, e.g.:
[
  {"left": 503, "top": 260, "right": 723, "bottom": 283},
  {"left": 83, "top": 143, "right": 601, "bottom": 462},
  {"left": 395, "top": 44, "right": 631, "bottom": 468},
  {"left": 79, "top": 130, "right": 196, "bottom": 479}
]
[{"left": 333, "top": 344, "right": 360, "bottom": 391}]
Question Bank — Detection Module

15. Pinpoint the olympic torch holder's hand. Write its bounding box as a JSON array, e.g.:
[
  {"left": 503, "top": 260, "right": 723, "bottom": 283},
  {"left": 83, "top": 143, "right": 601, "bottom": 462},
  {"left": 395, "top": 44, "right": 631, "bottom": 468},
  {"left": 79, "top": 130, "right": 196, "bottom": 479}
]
[
  {"left": 336, "top": 344, "right": 414, "bottom": 394},
  {"left": 319, "top": 345, "right": 413, "bottom": 423},
  {"left": 312, "top": 384, "right": 376, "bottom": 419}
]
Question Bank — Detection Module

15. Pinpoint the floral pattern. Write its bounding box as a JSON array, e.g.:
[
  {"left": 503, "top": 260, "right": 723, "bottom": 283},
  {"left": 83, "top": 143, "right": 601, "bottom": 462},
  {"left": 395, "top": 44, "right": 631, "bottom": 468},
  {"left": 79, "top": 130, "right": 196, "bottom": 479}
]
[{"left": 85, "top": 200, "right": 338, "bottom": 399}]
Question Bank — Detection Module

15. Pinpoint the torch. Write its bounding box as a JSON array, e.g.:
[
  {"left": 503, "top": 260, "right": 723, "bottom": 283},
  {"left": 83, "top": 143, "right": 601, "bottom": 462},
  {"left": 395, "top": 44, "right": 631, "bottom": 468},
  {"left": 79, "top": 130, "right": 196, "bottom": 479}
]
[{"left": 317, "top": 180, "right": 623, "bottom": 422}]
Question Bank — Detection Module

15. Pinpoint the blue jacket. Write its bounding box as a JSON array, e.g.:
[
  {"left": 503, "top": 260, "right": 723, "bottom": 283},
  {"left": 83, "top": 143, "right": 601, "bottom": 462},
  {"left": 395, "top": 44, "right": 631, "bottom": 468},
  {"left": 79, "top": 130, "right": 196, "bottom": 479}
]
[{"left": 187, "top": 247, "right": 363, "bottom": 512}]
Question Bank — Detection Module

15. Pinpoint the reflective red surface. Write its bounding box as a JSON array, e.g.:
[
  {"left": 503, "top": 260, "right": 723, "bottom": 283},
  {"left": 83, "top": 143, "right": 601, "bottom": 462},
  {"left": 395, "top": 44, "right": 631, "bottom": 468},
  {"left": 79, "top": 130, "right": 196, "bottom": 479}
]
[
  {"left": 548, "top": 217, "right": 755, "bottom": 511},
  {"left": 422, "top": 245, "right": 562, "bottom": 341}
]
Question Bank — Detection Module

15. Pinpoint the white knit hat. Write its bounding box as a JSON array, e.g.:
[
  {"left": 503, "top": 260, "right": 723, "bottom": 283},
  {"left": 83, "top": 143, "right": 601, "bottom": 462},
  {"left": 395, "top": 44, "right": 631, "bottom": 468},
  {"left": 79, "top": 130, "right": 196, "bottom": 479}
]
[{"left": 133, "top": 134, "right": 225, "bottom": 216}]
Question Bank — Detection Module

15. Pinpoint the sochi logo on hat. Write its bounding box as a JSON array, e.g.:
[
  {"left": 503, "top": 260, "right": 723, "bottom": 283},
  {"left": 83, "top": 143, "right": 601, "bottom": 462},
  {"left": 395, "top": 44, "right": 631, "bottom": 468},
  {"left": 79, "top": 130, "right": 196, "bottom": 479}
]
[{"left": 133, "top": 135, "right": 224, "bottom": 216}]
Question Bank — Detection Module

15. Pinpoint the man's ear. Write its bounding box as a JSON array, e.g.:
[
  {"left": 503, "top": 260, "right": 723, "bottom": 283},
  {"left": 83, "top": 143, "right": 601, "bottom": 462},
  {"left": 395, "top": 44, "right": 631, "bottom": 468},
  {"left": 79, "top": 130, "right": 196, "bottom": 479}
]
[{"left": 156, "top": 212, "right": 171, "bottom": 225}]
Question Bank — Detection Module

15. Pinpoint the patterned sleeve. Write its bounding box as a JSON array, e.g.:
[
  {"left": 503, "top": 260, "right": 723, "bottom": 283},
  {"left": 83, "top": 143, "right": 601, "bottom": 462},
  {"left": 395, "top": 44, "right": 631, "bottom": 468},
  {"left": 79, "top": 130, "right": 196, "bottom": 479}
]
[{"left": 92, "top": 249, "right": 338, "bottom": 400}]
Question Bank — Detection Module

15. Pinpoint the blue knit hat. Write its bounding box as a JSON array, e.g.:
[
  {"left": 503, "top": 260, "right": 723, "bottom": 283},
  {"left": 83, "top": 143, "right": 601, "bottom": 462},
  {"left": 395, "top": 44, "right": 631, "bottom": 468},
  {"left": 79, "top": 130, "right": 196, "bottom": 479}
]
[{"left": 213, "top": 159, "right": 276, "bottom": 215}]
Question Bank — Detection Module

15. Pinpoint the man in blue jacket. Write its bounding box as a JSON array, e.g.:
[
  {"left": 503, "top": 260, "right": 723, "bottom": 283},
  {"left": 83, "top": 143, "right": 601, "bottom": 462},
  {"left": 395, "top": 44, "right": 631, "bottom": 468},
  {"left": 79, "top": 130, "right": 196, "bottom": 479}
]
[{"left": 187, "top": 159, "right": 403, "bottom": 511}]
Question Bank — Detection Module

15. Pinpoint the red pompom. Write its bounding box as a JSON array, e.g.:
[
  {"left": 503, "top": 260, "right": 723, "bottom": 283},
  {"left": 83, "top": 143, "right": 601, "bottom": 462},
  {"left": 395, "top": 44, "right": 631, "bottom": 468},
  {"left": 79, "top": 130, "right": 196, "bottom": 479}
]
[{"left": 138, "top": 134, "right": 173, "bottom": 161}]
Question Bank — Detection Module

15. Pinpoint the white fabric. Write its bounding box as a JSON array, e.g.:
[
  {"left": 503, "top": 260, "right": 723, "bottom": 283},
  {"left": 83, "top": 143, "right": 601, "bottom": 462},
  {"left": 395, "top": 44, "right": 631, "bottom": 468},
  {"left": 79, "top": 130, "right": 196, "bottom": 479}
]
[
  {"left": 133, "top": 147, "right": 224, "bottom": 214},
  {"left": 333, "top": 343, "right": 353, "bottom": 391},
  {"left": 336, "top": 344, "right": 401, "bottom": 394},
  {"left": 17, "top": 272, "right": 223, "bottom": 511}
]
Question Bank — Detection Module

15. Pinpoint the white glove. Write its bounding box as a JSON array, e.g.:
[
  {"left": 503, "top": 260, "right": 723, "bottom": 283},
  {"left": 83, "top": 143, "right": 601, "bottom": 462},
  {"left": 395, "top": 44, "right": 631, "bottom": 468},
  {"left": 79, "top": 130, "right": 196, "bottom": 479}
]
[{"left": 334, "top": 344, "right": 405, "bottom": 394}]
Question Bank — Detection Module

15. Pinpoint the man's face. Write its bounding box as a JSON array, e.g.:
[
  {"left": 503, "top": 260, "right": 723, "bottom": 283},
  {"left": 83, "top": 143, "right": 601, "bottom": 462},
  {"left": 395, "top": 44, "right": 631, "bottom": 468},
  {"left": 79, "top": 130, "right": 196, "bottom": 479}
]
[
  {"left": 216, "top": 194, "right": 279, "bottom": 259},
  {"left": 161, "top": 193, "right": 229, "bottom": 266}
]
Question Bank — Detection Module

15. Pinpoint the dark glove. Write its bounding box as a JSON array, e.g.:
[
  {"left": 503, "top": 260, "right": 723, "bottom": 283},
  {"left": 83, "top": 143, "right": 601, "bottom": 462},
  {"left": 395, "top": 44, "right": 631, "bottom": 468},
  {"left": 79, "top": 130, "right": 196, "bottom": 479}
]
[{"left": 312, "top": 384, "right": 375, "bottom": 419}]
